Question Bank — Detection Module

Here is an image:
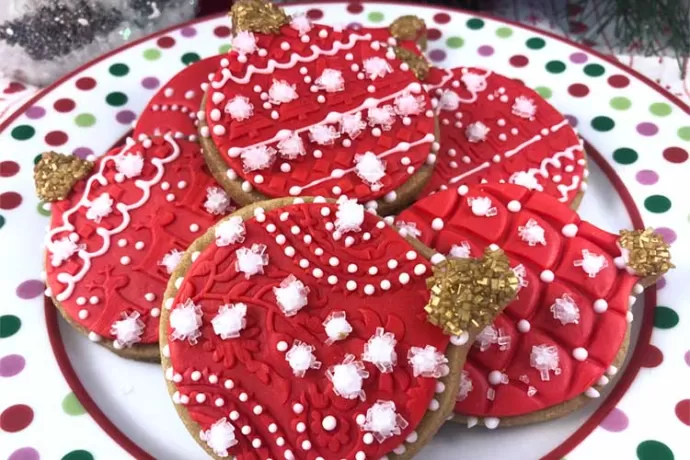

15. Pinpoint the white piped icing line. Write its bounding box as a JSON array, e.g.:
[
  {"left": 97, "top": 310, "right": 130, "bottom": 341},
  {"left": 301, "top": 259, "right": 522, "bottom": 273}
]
[
  {"left": 277, "top": 131, "right": 306, "bottom": 159},
  {"left": 573, "top": 249, "right": 608, "bottom": 277},
  {"left": 211, "top": 303, "right": 247, "bottom": 339},
  {"left": 518, "top": 218, "right": 546, "bottom": 246},
  {"left": 354, "top": 151, "right": 386, "bottom": 190},
  {"left": 273, "top": 274, "right": 309, "bottom": 316},
  {"left": 315, "top": 68, "right": 345, "bottom": 93},
  {"left": 170, "top": 299, "right": 203, "bottom": 344},
  {"left": 114, "top": 153, "right": 144, "bottom": 178},
  {"left": 550, "top": 294, "right": 580, "bottom": 325},
  {"left": 200, "top": 417, "right": 238, "bottom": 457},
  {"left": 204, "top": 187, "right": 232, "bottom": 215},
  {"left": 530, "top": 344, "right": 561, "bottom": 381},
  {"left": 468, "top": 196, "right": 497, "bottom": 217},
  {"left": 457, "top": 370, "right": 473, "bottom": 401},
  {"left": 323, "top": 311, "right": 352, "bottom": 344},
  {"left": 363, "top": 57, "right": 392, "bottom": 80},
  {"left": 285, "top": 340, "right": 321, "bottom": 377},
  {"left": 224, "top": 96, "right": 254, "bottom": 121},
  {"left": 110, "top": 312, "right": 145, "bottom": 348},
  {"left": 362, "top": 327, "right": 397, "bottom": 373},
  {"left": 241, "top": 145, "right": 276, "bottom": 172},
  {"left": 511, "top": 96, "right": 537, "bottom": 119},
  {"left": 327, "top": 354, "right": 369, "bottom": 400},
  {"left": 231, "top": 31, "right": 257, "bottom": 55},
  {"left": 361, "top": 400, "right": 408, "bottom": 443},
  {"left": 335, "top": 197, "right": 364, "bottom": 233},
  {"left": 215, "top": 216, "right": 246, "bottom": 246},
  {"left": 85, "top": 193, "right": 114, "bottom": 222},
  {"left": 160, "top": 248, "right": 184, "bottom": 274},
  {"left": 268, "top": 79, "right": 299, "bottom": 105},
  {"left": 235, "top": 243, "right": 269, "bottom": 278},
  {"left": 448, "top": 241, "right": 471, "bottom": 258},
  {"left": 407, "top": 345, "right": 448, "bottom": 378}
]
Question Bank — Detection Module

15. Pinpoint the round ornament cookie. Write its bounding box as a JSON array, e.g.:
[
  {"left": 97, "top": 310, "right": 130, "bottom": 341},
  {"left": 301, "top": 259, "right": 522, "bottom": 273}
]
[
  {"left": 422, "top": 67, "right": 587, "bottom": 208},
  {"left": 160, "top": 196, "right": 520, "bottom": 459},
  {"left": 199, "top": 1, "right": 436, "bottom": 215},
  {"left": 36, "top": 134, "right": 236, "bottom": 361},
  {"left": 397, "top": 183, "right": 672, "bottom": 427},
  {"left": 134, "top": 54, "right": 225, "bottom": 139}
]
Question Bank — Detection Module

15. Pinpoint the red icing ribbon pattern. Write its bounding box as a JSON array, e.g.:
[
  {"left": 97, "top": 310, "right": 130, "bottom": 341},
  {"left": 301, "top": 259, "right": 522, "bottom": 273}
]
[
  {"left": 45, "top": 136, "right": 233, "bottom": 346},
  {"left": 202, "top": 20, "right": 435, "bottom": 202},
  {"left": 422, "top": 67, "right": 587, "bottom": 206},
  {"left": 165, "top": 201, "right": 450, "bottom": 459},
  {"left": 398, "top": 183, "right": 640, "bottom": 420}
]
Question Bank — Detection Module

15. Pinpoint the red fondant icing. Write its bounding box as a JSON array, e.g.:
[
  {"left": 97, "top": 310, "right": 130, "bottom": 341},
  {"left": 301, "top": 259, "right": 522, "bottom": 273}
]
[
  {"left": 134, "top": 55, "right": 225, "bottom": 138},
  {"left": 203, "top": 23, "right": 434, "bottom": 202},
  {"left": 398, "top": 183, "right": 639, "bottom": 418},
  {"left": 422, "top": 67, "right": 587, "bottom": 205},
  {"left": 45, "top": 137, "right": 233, "bottom": 344},
  {"left": 167, "top": 202, "right": 449, "bottom": 459}
]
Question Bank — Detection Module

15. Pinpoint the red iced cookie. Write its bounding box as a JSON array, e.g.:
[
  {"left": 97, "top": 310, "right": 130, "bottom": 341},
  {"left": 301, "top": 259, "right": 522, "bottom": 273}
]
[
  {"left": 199, "top": 12, "right": 435, "bottom": 214},
  {"left": 422, "top": 67, "right": 587, "bottom": 207},
  {"left": 160, "top": 196, "right": 518, "bottom": 459},
  {"left": 134, "top": 55, "right": 225, "bottom": 139},
  {"left": 397, "top": 183, "right": 672, "bottom": 427},
  {"left": 38, "top": 135, "right": 235, "bottom": 360}
]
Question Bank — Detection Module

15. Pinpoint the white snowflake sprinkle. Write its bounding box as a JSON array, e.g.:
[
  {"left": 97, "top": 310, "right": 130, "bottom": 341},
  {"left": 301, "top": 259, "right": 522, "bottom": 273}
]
[
  {"left": 315, "top": 68, "right": 345, "bottom": 93},
  {"left": 48, "top": 236, "right": 83, "bottom": 266},
  {"left": 160, "top": 248, "right": 184, "bottom": 274},
  {"left": 268, "top": 79, "right": 298, "bottom": 105},
  {"left": 327, "top": 354, "right": 369, "bottom": 400},
  {"left": 457, "top": 370, "right": 473, "bottom": 401},
  {"left": 573, "top": 249, "right": 608, "bottom": 277},
  {"left": 110, "top": 311, "right": 145, "bottom": 348},
  {"left": 215, "top": 216, "right": 245, "bottom": 246},
  {"left": 530, "top": 344, "right": 561, "bottom": 381},
  {"left": 231, "top": 31, "right": 257, "bottom": 55},
  {"left": 461, "top": 72, "right": 488, "bottom": 93},
  {"left": 512, "top": 96, "right": 537, "bottom": 119},
  {"left": 513, "top": 264, "right": 529, "bottom": 291},
  {"left": 465, "top": 121, "right": 490, "bottom": 143},
  {"left": 467, "top": 196, "right": 497, "bottom": 217},
  {"left": 354, "top": 151, "right": 386, "bottom": 190},
  {"left": 273, "top": 274, "right": 309, "bottom": 316},
  {"left": 235, "top": 244, "right": 269, "bottom": 278},
  {"left": 550, "top": 294, "right": 580, "bottom": 325},
  {"left": 212, "top": 303, "right": 247, "bottom": 339},
  {"left": 115, "top": 153, "right": 144, "bottom": 178},
  {"left": 285, "top": 340, "right": 321, "bottom": 377},
  {"left": 367, "top": 105, "right": 395, "bottom": 130},
  {"left": 308, "top": 124, "right": 340, "bottom": 145},
  {"left": 448, "top": 241, "right": 471, "bottom": 259},
  {"left": 407, "top": 345, "right": 448, "bottom": 378},
  {"left": 340, "top": 112, "right": 367, "bottom": 139},
  {"left": 204, "top": 187, "right": 232, "bottom": 215},
  {"left": 395, "top": 221, "right": 422, "bottom": 238},
  {"left": 290, "top": 14, "right": 312, "bottom": 35},
  {"left": 86, "top": 193, "right": 114, "bottom": 222},
  {"left": 363, "top": 57, "right": 392, "bottom": 80},
  {"left": 277, "top": 131, "right": 306, "bottom": 159},
  {"left": 518, "top": 218, "right": 546, "bottom": 246},
  {"left": 323, "top": 311, "right": 352, "bottom": 344},
  {"left": 509, "top": 171, "right": 544, "bottom": 191},
  {"left": 224, "top": 96, "right": 254, "bottom": 121},
  {"left": 362, "top": 327, "right": 397, "bottom": 373},
  {"left": 241, "top": 145, "right": 276, "bottom": 172},
  {"left": 335, "top": 197, "right": 365, "bottom": 233},
  {"left": 394, "top": 92, "right": 425, "bottom": 116},
  {"left": 437, "top": 89, "right": 461, "bottom": 111},
  {"left": 361, "top": 400, "right": 408, "bottom": 443},
  {"left": 200, "top": 418, "right": 238, "bottom": 457},
  {"left": 170, "top": 299, "right": 203, "bottom": 344}
]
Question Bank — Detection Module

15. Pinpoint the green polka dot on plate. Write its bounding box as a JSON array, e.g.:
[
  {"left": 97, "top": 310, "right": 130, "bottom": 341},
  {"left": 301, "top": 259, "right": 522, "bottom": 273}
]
[
  {"left": 61, "top": 450, "right": 95, "bottom": 460},
  {"left": 610, "top": 97, "right": 631, "bottom": 110},
  {"left": 495, "top": 27, "right": 513, "bottom": 38},
  {"left": 546, "top": 60, "right": 566, "bottom": 74},
  {"left": 62, "top": 392, "right": 86, "bottom": 416},
  {"left": 36, "top": 201, "right": 51, "bottom": 217},
  {"left": 143, "top": 48, "right": 161, "bottom": 61},
  {"left": 649, "top": 102, "right": 672, "bottom": 117},
  {"left": 33, "top": 154, "right": 42, "bottom": 165},
  {"left": 534, "top": 86, "right": 552, "bottom": 99},
  {"left": 584, "top": 63, "right": 605, "bottom": 77},
  {"left": 526, "top": 37, "right": 546, "bottom": 49},
  {"left": 612, "top": 147, "right": 638, "bottom": 164},
  {"left": 182, "top": 52, "right": 200, "bottom": 65},
  {"left": 368, "top": 11, "right": 384, "bottom": 23},
  {"left": 591, "top": 116, "right": 615, "bottom": 131},
  {"left": 644, "top": 194, "right": 671, "bottom": 213},
  {"left": 218, "top": 44, "right": 232, "bottom": 54},
  {"left": 0, "top": 314, "right": 21, "bottom": 338},
  {"left": 636, "top": 440, "right": 674, "bottom": 460},
  {"left": 109, "top": 63, "right": 129, "bottom": 77},
  {"left": 0, "top": 215, "right": 4, "bottom": 230},
  {"left": 106, "top": 92, "right": 128, "bottom": 107},
  {"left": 677, "top": 126, "right": 690, "bottom": 141},
  {"left": 654, "top": 306, "right": 679, "bottom": 329},
  {"left": 11, "top": 125, "right": 35, "bottom": 141},
  {"left": 466, "top": 18, "right": 484, "bottom": 30},
  {"left": 74, "top": 113, "right": 96, "bottom": 127},
  {"left": 446, "top": 37, "right": 464, "bottom": 49}
]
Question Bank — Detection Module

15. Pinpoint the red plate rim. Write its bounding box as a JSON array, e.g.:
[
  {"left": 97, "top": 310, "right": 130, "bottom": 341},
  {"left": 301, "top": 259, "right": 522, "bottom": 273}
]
[{"left": 0, "top": 2, "right": 671, "bottom": 459}]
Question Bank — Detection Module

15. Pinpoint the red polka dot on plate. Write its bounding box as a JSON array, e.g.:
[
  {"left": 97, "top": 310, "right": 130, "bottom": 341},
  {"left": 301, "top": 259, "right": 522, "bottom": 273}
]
[
  {"left": 75, "top": 77, "right": 96, "bottom": 90},
  {"left": 214, "top": 26, "right": 231, "bottom": 38},
  {"left": 568, "top": 83, "right": 589, "bottom": 97},
  {"left": 433, "top": 13, "right": 451, "bottom": 24},
  {"left": 347, "top": 2, "right": 363, "bottom": 14},
  {"left": 157, "top": 36, "right": 175, "bottom": 48},
  {"left": 599, "top": 407, "right": 629, "bottom": 432},
  {"left": 0, "top": 405, "right": 33, "bottom": 432},
  {"left": 45, "top": 131, "right": 68, "bottom": 146},
  {"left": 427, "top": 28, "right": 442, "bottom": 40},
  {"left": 0, "top": 161, "right": 20, "bottom": 178},
  {"left": 608, "top": 74, "right": 630, "bottom": 88},
  {"left": 663, "top": 146, "right": 688, "bottom": 163},
  {"left": 307, "top": 8, "right": 324, "bottom": 20},
  {"left": 0, "top": 192, "right": 22, "bottom": 210},
  {"left": 509, "top": 55, "right": 529, "bottom": 67},
  {"left": 640, "top": 343, "right": 664, "bottom": 368},
  {"left": 676, "top": 400, "right": 690, "bottom": 426},
  {"left": 53, "top": 98, "right": 75, "bottom": 113}
]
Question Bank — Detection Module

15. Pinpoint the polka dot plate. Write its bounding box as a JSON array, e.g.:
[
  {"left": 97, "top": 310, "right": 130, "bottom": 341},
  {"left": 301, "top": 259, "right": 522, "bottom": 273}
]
[{"left": 0, "top": 3, "right": 687, "bottom": 460}]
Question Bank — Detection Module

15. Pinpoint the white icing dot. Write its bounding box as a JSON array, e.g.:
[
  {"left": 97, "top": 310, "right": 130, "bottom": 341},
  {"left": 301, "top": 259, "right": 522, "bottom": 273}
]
[
  {"left": 517, "top": 319, "right": 531, "bottom": 333},
  {"left": 346, "top": 280, "right": 357, "bottom": 291},
  {"left": 296, "top": 422, "right": 306, "bottom": 433},
  {"left": 431, "top": 218, "right": 444, "bottom": 230},
  {"left": 268, "top": 423, "right": 277, "bottom": 433},
  {"left": 78, "top": 309, "right": 88, "bottom": 319},
  {"left": 380, "top": 280, "right": 391, "bottom": 290},
  {"left": 301, "top": 440, "right": 311, "bottom": 450},
  {"left": 573, "top": 347, "right": 588, "bottom": 361},
  {"left": 293, "top": 403, "right": 304, "bottom": 414},
  {"left": 239, "top": 393, "right": 248, "bottom": 402},
  {"left": 540, "top": 270, "right": 555, "bottom": 283},
  {"left": 488, "top": 370, "right": 503, "bottom": 385},
  {"left": 562, "top": 223, "right": 578, "bottom": 237},
  {"left": 507, "top": 200, "right": 521, "bottom": 212},
  {"left": 363, "top": 433, "right": 374, "bottom": 444},
  {"left": 89, "top": 296, "right": 99, "bottom": 305},
  {"left": 414, "top": 264, "right": 427, "bottom": 276},
  {"left": 277, "top": 341, "right": 289, "bottom": 352},
  {"left": 322, "top": 415, "right": 337, "bottom": 431},
  {"left": 387, "top": 259, "right": 398, "bottom": 269}
]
